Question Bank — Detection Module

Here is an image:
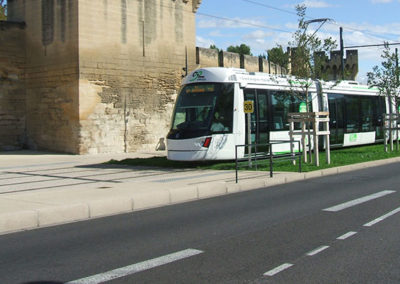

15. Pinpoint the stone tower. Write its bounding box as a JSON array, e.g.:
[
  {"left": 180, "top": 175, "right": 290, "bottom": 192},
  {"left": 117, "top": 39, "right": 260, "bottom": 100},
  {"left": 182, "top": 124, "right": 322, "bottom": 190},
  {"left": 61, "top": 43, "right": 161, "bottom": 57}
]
[
  {"left": 314, "top": 50, "right": 359, "bottom": 81},
  {"left": 4, "top": 0, "right": 201, "bottom": 154}
]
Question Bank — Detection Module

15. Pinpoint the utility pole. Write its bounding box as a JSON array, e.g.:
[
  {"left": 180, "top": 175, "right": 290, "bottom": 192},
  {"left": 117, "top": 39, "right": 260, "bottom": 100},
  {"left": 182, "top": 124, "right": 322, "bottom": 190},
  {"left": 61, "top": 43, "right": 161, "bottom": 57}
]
[
  {"left": 396, "top": 48, "right": 399, "bottom": 85},
  {"left": 340, "top": 27, "right": 345, "bottom": 80}
]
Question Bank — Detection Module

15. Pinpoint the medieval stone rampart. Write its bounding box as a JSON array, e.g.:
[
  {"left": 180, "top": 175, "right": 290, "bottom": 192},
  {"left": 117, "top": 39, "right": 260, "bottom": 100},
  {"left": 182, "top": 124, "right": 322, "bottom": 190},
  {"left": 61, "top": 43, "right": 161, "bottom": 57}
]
[
  {"left": 196, "top": 47, "right": 287, "bottom": 75},
  {"left": 314, "top": 49, "right": 358, "bottom": 81},
  {"left": 7, "top": 0, "right": 80, "bottom": 153},
  {"left": 77, "top": 0, "right": 199, "bottom": 153},
  {"left": 0, "top": 21, "right": 26, "bottom": 150},
  {"left": 2, "top": 0, "right": 201, "bottom": 154}
]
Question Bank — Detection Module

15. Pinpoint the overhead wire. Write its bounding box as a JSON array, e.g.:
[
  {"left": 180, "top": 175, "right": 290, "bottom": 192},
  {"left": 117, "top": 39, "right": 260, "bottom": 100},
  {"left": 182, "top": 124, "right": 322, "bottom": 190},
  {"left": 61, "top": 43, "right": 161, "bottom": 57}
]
[
  {"left": 240, "top": 0, "right": 398, "bottom": 44},
  {"left": 196, "top": 12, "right": 292, "bottom": 34},
  {"left": 158, "top": 0, "right": 397, "bottom": 49},
  {"left": 157, "top": 1, "right": 292, "bottom": 34}
]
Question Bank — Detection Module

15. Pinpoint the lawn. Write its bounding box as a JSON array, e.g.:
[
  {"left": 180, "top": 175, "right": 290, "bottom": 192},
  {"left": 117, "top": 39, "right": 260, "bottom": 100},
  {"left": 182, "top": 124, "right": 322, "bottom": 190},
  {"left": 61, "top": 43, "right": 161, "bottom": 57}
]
[{"left": 107, "top": 143, "right": 400, "bottom": 172}]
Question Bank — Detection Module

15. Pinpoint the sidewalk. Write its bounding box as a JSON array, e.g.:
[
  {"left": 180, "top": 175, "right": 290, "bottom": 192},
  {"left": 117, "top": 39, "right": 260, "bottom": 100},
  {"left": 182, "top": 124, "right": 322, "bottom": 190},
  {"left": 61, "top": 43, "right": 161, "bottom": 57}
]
[{"left": 1, "top": 150, "right": 399, "bottom": 235}]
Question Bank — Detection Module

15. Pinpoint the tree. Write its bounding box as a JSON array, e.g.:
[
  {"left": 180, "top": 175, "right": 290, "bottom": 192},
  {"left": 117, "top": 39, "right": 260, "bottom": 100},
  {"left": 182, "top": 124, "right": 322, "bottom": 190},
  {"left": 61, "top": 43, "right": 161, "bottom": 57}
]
[
  {"left": 289, "top": 5, "right": 337, "bottom": 83},
  {"left": 286, "top": 5, "right": 337, "bottom": 164},
  {"left": 267, "top": 45, "right": 289, "bottom": 69},
  {"left": 209, "top": 44, "right": 220, "bottom": 52},
  {"left": 286, "top": 5, "right": 337, "bottom": 109},
  {"left": 367, "top": 43, "right": 400, "bottom": 104},
  {"left": 367, "top": 43, "right": 400, "bottom": 151},
  {"left": 227, "top": 44, "right": 252, "bottom": 56},
  {"left": 0, "top": 0, "right": 6, "bottom": 20}
]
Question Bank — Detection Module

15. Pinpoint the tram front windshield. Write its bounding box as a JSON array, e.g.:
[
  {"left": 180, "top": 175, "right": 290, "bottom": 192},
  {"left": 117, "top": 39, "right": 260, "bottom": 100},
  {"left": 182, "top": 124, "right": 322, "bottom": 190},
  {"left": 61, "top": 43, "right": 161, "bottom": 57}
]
[{"left": 169, "top": 83, "right": 234, "bottom": 139}]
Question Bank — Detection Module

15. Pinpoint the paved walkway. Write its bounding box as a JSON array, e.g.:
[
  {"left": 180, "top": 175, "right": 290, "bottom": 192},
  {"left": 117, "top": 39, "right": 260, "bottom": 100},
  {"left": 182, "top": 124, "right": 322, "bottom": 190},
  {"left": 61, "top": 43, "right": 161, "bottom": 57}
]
[{"left": 1, "top": 150, "right": 399, "bottom": 235}]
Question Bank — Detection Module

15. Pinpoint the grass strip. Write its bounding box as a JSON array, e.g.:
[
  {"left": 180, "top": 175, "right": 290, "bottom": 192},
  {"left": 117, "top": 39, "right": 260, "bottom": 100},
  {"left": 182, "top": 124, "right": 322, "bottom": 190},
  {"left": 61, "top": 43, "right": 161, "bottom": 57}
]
[{"left": 107, "top": 144, "right": 400, "bottom": 172}]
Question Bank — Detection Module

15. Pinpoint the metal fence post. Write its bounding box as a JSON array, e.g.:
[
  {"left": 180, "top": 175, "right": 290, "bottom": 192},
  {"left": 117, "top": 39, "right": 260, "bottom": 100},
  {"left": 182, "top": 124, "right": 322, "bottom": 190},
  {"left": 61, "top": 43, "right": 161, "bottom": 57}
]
[
  {"left": 235, "top": 145, "right": 238, "bottom": 183},
  {"left": 269, "top": 143, "right": 273, "bottom": 178},
  {"left": 298, "top": 141, "right": 302, "bottom": 173}
]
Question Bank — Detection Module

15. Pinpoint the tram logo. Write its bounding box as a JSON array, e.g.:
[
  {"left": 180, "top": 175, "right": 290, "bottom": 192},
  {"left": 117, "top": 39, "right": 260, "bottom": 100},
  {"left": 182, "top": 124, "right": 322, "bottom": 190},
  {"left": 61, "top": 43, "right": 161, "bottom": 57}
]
[{"left": 190, "top": 70, "right": 206, "bottom": 82}]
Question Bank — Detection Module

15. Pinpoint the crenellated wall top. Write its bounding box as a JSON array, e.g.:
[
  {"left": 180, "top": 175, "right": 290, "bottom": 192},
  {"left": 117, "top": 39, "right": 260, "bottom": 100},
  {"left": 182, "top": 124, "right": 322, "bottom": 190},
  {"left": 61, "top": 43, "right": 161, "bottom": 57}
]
[
  {"left": 172, "top": 0, "right": 201, "bottom": 12},
  {"left": 193, "top": 0, "right": 202, "bottom": 12}
]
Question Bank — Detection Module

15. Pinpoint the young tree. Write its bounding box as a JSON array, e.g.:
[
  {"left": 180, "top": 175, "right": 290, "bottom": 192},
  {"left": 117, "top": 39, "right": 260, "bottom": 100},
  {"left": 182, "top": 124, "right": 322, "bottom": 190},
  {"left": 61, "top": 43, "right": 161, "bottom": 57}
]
[
  {"left": 289, "top": 5, "right": 337, "bottom": 87},
  {"left": 367, "top": 43, "right": 400, "bottom": 105},
  {"left": 227, "top": 44, "right": 252, "bottom": 56},
  {"left": 286, "top": 4, "right": 337, "bottom": 110},
  {"left": 367, "top": 43, "right": 400, "bottom": 151},
  {"left": 0, "top": 0, "right": 6, "bottom": 20},
  {"left": 287, "top": 5, "right": 337, "bottom": 163}
]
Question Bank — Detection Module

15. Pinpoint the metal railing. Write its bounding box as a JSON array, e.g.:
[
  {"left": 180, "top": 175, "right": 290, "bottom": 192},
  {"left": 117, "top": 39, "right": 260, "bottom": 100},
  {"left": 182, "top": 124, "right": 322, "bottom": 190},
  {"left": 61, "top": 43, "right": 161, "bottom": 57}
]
[{"left": 234, "top": 140, "right": 302, "bottom": 183}]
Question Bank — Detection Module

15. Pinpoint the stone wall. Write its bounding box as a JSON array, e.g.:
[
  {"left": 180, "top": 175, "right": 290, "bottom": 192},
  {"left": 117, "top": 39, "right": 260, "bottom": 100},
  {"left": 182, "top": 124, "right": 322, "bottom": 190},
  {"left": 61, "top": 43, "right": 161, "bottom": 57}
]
[
  {"left": 3, "top": 0, "right": 201, "bottom": 154},
  {"left": 8, "top": 0, "right": 80, "bottom": 153},
  {"left": 78, "top": 0, "right": 199, "bottom": 154},
  {"left": 314, "top": 50, "right": 359, "bottom": 81},
  {"left": 0, "top": 21, "right": 26, "bottom": 150},
  {"left": 196, "top": 47, "right": 288, "bottom": 75}
]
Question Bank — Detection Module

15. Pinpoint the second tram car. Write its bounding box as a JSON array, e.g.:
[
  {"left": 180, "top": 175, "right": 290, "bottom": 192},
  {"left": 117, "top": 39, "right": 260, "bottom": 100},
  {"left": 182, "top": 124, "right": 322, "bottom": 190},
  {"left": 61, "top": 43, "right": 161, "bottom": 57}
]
[{"left": 167, "top": 67, "right": 386, "bottom": 161}]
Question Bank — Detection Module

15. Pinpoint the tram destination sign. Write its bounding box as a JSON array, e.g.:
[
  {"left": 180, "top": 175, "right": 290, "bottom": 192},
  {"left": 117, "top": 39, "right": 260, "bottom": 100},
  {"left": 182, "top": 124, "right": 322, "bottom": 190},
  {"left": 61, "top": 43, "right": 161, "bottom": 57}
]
[{"left": 244, "top": 100, "right": 254, "bottom": 113}]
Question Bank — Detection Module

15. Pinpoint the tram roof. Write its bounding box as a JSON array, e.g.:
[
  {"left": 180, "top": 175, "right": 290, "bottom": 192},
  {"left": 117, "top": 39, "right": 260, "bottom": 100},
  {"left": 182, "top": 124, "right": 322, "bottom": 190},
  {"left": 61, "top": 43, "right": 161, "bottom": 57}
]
[{"left": 183, "top": 67, "right": 379, "bottom": 95}]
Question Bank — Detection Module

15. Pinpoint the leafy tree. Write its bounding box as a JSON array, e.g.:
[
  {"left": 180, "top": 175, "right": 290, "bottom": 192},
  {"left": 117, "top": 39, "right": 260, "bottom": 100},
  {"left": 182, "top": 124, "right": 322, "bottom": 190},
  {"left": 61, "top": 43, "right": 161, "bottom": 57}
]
[
  {"left": 286, "top": 5, "right": 337, "bottom": 164},
  {"left": 227, "top": 44, "right": 252, "bottom": 56},
  {"left": 367, "top": 43, "right": 400, "bottom": 151},
  {"left": 209, "top": 44, "right": 220, "bottom": 52},
  {"left": 287, "top": 4, "right": 337, "bottom": 110},
  {"left": 267, "top": 45, "right": 289, "bottom": 69},
  {"left": 289, "top": 5, "right": 337, "bottom": 83},
  {"left": 0, "top": 0, "right": 6, "bottom": 20},
  {"left": 367, "top": 43, "right": 400, "bottom": 104}
]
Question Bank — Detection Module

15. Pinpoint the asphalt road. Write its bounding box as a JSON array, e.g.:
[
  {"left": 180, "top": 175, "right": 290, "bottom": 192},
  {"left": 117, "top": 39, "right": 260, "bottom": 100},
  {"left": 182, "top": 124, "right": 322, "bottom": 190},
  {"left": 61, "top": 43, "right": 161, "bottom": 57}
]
[{"left": 1, "top": 162, "right": 400, "bottom": 284}]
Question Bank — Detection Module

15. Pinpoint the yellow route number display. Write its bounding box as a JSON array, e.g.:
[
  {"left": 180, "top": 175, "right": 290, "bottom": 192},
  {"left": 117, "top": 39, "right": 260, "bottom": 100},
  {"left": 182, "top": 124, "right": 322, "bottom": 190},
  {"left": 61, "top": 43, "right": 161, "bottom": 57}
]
[{"left": 243, "top": 101, "right": 254, "bottom": 113}]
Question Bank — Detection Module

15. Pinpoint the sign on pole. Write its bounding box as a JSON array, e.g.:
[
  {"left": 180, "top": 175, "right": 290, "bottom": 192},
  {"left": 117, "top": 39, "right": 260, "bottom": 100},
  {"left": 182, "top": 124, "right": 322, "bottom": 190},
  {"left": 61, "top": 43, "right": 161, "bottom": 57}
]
[
  {"left": 244, "top": 100, "right": 254, "bottom": 114},
  {"left": 244, "top": 101, "right": 254, "bottom": 167}
]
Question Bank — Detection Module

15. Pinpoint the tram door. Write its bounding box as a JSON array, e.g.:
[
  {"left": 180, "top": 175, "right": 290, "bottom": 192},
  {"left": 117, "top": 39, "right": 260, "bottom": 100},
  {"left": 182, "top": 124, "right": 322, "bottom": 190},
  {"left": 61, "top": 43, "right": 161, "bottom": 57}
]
[
  {"left": 328, "top": 94, "right": 345, "bottom": 145},
  {"left": 244, "top": 89, "right": 270, "bottom": 153}
]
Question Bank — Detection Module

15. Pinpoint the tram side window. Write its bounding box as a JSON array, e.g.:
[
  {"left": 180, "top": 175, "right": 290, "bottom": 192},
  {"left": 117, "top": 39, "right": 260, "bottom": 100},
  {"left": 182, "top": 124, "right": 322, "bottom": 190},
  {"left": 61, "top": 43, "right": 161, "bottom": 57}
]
[
  {"left": 271, "top": 91, "right": 290, "bottom": 130},
  {"left": 343, "top": 95, "right": 380, "bottom": 133},
  {"left": 344, "top": 96, "right": 360, "bottom": 133},
  {"left": 327, "top": 93, "right": 345, "bottom": 144},
  {"left": 375, "top": 96, "right": 385, "bottom": 139},
  {"left": 360, "top": 97, "right": 374, "bottom": 132},
  {"left": 270, "top": 91, "right": 305, "bottom": 130},
  {"left": 211, "top": 83, "right": 234, "bottom": 133}
]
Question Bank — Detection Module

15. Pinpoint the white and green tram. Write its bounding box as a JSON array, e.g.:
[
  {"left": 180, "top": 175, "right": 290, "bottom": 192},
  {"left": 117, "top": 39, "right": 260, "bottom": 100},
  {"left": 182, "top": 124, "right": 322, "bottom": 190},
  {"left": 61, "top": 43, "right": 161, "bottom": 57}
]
[{"left": 167, "top": 67, "right": 387, "bottom": 161}]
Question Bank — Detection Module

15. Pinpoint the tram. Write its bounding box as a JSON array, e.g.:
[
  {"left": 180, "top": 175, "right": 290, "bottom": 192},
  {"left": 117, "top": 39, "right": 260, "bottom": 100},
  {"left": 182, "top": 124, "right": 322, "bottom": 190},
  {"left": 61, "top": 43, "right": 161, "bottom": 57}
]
[{"left": 167, "top": 67, "right": 387, "bottom": 161}]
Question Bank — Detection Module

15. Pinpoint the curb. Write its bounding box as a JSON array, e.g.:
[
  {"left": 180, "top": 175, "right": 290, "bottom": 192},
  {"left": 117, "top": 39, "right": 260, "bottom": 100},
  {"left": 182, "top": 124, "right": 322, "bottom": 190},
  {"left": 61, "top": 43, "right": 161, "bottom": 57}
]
[{"left": 1, "top": 157, "right": 400, "bottom": 235}]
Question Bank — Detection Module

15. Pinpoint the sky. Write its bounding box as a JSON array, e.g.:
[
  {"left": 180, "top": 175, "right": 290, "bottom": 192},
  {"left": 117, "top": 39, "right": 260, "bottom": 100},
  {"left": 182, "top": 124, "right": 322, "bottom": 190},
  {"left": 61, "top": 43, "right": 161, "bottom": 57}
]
[{"left": 195, "top": 0, "right": 400, "bottom": 83}]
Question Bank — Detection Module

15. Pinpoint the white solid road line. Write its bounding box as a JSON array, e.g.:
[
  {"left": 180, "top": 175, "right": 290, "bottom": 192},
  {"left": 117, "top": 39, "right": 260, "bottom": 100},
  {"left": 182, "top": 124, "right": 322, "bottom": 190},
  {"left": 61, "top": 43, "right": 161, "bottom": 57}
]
[
  {"left": 264, "top": 263, "right": 294, "bottom": 276},
  {"left": 337, "top": 231, "right": 357, "bottom": 240},
  {"left": 306, "top": 245, "right": 330, "bottom": 256},
  {"left": 364, "top": 206, "right": 400, "bottom": 227},
  {"left": 66, "top": 249, "right": 203, "bottom": 284},
  {"left": 323, "top": 190, "right": 396, "bottom": 212}
]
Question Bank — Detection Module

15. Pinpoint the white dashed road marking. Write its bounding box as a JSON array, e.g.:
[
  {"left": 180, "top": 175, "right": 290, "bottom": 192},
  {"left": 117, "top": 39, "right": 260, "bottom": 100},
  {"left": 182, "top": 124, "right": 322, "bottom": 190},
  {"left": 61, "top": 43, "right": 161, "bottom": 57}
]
[
  {"left": 264, "top": 263, "right": 294, "bottom": 276},
  {"left": 337, "top": 231, "right": 357, "bottom": 240},
  {"left": 364, "top": 206, "right": 400, "bottom": 227},
  {"left": 323, "top": 190, "right": 396, "bottom": 212},
  {"left": 306, "top": 245, "right": 330, "bottom": 256},
  {"left": 66, "top": 249, "right": 203, "bottom": 284}
]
